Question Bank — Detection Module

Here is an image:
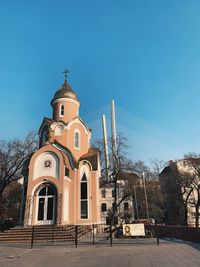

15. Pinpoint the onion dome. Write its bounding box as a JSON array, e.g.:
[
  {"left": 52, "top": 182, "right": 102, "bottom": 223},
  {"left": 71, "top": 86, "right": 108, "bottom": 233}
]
[{"left": 51, "top": 80, "right": 79, "bottom": 106}]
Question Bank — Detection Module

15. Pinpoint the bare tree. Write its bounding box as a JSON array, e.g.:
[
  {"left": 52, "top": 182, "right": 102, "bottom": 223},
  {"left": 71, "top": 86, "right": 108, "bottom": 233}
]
[
  {"left": 130, "top": 160, "right": 165, "bottom": 222},
  {"left": 159, "top": 157, "right": 200, "bottom": 226},
  {"left": 182, "top": 153, "right": 200, "bottom": 227},
  {"left": 97, "top": 135, "right": 166, "bottom": 225},
  {"left": 151, "top": 158, "right": 166, "bottom": 177},
  {"left": 159, "top": 161, "right": 188, "bottom": 225},
  {"left": 96, "top": 133, "right": 136, "bottom": 225},
  {"left": 175, "top": 166, "right": 194, "bottom": 225},
  {"left": 0, "top": 132, "right": 38, "bottom": 198},
  {"left": 0, "top": 181, "right": 22, "bottom": 223}
]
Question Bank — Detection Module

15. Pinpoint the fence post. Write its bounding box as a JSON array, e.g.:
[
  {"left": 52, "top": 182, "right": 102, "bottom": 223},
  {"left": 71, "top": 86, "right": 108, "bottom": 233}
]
[
  {"left": 92, "top": 224, "right": 95, "bottom": 245},
  {"left": 75, "top": 225, "right": 78, "bottom": 248},
  {"left": 155, "top": 220, "right": 159, "bottom": 246},
  {"left": 31, "top": 226, "right": 35, "bottom": 249},
  {"left": 110, "top": 223, "right": 113, "bottom": 247}
]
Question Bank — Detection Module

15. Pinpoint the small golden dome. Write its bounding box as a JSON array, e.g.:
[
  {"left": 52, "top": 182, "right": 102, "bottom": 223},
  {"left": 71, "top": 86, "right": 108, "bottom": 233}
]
[{"left": 51, "top": 81, "right": 79, "bottom": 106}]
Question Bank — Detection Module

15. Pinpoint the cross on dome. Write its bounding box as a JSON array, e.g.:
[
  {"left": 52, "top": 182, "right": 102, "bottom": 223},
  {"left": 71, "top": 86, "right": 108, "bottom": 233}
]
[{"left": 63, "top": 69, "right": 70, "bottom": 81}]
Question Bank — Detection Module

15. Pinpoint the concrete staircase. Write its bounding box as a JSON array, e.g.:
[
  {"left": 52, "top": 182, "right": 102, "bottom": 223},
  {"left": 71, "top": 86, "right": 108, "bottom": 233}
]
[{"left": 0, "top": 225, "right": 91, "bottom": 244}]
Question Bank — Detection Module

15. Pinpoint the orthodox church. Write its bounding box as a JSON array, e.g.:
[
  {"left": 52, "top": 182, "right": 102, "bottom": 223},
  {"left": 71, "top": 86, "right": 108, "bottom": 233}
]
[{"left": 23, "top": 73, "right": 101, "bottom": 226}]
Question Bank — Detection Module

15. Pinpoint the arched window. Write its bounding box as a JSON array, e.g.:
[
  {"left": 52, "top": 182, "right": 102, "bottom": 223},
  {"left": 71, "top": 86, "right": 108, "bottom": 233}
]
[
  {"left": 55, "top": 126, "right": 62, "bottom": 136},
  {"left": 38, "top": 185, "right": 55, "bottom": 196},
  {"left": 74, "top": 130, "right": 80, "bottom": 149},
  {"left": 60, "top": 104, "right": 64, "bottom": 116},
  {"left": 37, "top": 184, "right": 56, "bottom": 222},
  {"left": 80, "top": 173, "right": 88, "bottom": 219}
]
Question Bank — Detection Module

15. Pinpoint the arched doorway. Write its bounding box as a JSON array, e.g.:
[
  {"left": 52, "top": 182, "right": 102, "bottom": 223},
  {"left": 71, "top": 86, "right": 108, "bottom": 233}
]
[{"left": 35, "top": 184, "right": 57, "bottom": 225}]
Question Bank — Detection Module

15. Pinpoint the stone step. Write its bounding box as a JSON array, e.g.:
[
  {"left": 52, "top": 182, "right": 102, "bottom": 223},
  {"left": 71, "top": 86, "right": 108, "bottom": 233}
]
[
  {"left": 1, "top": 239, "right": 75, "bottom": 246},
  {"left": 0, "top": 230, "right": 85, "bottom": 241},
  {"left": 5, "top": 225, "right": 75, "bottom": 232},
  {"left": 0, "top": 225, "right": 91, "bottom": 244}
]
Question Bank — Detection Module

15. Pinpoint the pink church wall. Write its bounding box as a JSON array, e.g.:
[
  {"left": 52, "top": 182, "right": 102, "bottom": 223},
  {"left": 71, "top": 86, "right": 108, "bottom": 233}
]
[{"left": 24, "top": 81, "right": 100, "bottom": 226}]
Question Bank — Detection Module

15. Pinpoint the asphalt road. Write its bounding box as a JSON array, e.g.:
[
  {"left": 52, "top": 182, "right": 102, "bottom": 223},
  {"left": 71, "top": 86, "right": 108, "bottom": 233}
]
[{"left": 0, "top": 242, "right": 200, "bottom": 267}]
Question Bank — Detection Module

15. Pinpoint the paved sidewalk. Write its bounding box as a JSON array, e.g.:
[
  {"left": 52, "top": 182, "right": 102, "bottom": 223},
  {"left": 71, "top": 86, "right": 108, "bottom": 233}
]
[{"left": 0, "top": 243, "right": 200, "bottom": 267}]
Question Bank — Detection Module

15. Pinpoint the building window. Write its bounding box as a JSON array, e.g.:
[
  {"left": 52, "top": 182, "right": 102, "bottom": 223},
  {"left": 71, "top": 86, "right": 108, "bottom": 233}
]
[
  {"left": 55, "top": 126, "right": 62, "bottom": 136},
  {"left": 101, "top": 189, "right": 106, "bottom": 198},
  {"left": 112, "top": 189, "right": 115, "bottom": 198},
  {"left": 80, "top": 173, "right": 88, "bottom": 219},
  {"left": 106, "top": 216, "right": 118, "bottom": 225},
  {"left": 101, "top": 203, "right": 107, "bottom": 212},
  {"left": 124, "top": 202, "right": 129, "bottom": 211},
  {"left": 60, "top": 104, "right": 64, "bottom": 116},
  {"left": 65, "top": 167, "right": 69, "bottom": 177},
  {"left": 74, "top": 130, "right": 80, "bottom": 149},
  {"left": 106, "top": 217, "right": 110, "bottom": 225}
]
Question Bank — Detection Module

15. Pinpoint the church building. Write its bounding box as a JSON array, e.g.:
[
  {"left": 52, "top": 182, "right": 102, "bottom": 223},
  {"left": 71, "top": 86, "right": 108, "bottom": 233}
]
[{"left": 23, "top": 73, "right": 101, "bottom": 226}]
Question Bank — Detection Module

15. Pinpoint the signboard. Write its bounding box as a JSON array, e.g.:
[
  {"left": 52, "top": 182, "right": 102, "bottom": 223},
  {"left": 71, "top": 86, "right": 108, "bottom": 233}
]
[{"left": 123, "top": 224, "right": 145, "bottom": 237}]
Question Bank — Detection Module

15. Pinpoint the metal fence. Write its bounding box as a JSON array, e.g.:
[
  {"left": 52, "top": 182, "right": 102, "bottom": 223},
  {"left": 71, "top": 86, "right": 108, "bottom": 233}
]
[{"left": 30, "top": 223, "right": 159, "bottom": 249}]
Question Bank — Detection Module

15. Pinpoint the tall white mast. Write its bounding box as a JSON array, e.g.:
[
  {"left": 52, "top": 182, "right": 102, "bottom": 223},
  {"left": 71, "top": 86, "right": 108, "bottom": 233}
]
[
  {"left": 102, "top": 114, "right": 110, "bottom": 181},
  {"left": 111, "top": 100, "right": 117, "bottom": 168}
]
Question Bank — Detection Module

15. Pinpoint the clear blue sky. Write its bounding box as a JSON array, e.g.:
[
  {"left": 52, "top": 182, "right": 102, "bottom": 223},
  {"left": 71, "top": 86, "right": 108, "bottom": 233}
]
[{"left": 1, "top": 0, "right": 200, "bottom": 163}]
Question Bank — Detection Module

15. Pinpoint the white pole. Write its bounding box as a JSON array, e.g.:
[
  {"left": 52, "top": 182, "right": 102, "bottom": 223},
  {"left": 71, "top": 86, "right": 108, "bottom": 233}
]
[
  {"left": 143, "top": 172, "right": 150, "bottom": 220},
  {"left": 111, "top": 100, "right": 117, "bottom": 168},
  {"left": 134, "top": 185, "right": 139, "bottom": 220},
  {"left": 102, "top": 114, "right": 110, "bottom": 181}
]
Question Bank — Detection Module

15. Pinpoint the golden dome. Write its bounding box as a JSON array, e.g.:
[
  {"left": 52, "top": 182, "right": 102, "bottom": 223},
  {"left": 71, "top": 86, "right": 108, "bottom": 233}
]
[{"left": 51, "top": 81, "right": 79, "bottom": 106}]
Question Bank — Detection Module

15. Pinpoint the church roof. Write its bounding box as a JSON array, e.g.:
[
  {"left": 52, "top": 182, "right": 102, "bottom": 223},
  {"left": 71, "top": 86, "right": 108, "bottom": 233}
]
[
  {"left": 51, "top": 140, "right": 77, "bottom": 170},
  {"left": 79, "top": 148, "right": 99, "bottom": 171},
  {"left": 65, "top": 116, "right": 91, "bottom": 133},
  {"left": 38, "top": 117, "right": 54, "bottom": 135},
  {"left": 51, "top": 80, "right": 79, "bottom": 106}
]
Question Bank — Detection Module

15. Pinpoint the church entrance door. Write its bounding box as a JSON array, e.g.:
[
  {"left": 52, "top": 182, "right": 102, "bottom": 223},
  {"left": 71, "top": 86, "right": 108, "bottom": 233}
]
[{"left": 36, "top": 184, "right": 56, "bottom": 225}]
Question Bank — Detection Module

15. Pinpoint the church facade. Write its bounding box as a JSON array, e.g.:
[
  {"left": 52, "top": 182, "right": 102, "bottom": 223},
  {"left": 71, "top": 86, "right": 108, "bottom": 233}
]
[{"left": 23, "top": 77, "right": 101, "bottom": 226}]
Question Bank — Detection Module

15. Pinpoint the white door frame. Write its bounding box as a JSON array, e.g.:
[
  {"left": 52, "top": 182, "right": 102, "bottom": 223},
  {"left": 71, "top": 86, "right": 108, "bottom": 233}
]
[{"left": 35, "top": 185, "right": 56, "bottom": 225}]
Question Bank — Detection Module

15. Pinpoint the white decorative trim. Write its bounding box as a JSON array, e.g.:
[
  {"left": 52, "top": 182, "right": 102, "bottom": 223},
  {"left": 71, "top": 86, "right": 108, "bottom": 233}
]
[
  {"left": 79, "top": 160, "right": 93, "bottom": 171},
  {"left": 50, "top": 122, "right": 67, "bottom": 131},
  {"left": 64, "top": 176, "right": 72, "bottom": 182},
  {"left": 80, "top": 165, "right": 89, "bottom": 179},
  {"left": 52, "top": 98, "right": 80, "bottom": 106},
  {"left": 55, "top": 126, "right": 63, "bottom": 136},
  {"left": 33, "top": 152, "right": 60, "bottom": 180},
  {"left": 63, "top": 187, "right": 69, "bottom": 222},
  {"left": 35, "top": 185, "right": 56, "bottom": 225},
  {"left": 29, "top": 181, "right": 45, "bottom": 226},
  {"left": 67, "top": 117, "right": 88, "bottom": 135}
]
